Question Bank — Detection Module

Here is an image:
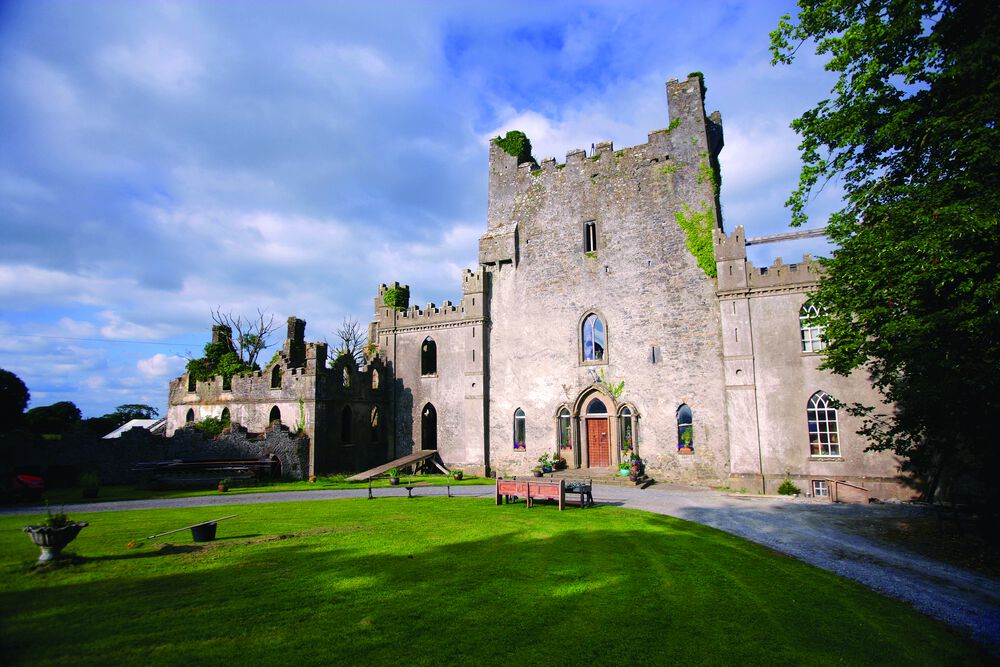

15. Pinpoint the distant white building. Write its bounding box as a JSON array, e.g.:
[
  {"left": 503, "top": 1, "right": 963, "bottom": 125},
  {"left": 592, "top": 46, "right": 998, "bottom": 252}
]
[{"left": 103, "top": 418, "right": 166, "bottom": 439}]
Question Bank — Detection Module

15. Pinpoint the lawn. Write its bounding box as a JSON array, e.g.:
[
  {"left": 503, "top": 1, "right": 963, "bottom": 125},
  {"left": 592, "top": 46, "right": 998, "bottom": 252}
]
[
  {"left": 27, "top": 473, "right": 492, "bottom": 506},
  {"left": 0, "top": 498, "right": 987, "bottom": 666}
]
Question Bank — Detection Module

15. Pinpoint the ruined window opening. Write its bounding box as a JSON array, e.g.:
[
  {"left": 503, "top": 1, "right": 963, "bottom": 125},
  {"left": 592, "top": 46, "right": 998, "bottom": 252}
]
[
  {"left": 269, "top": 405, "right": 281, "bottom": 426},
  {"left": 370, "top": 407, "right": 380, "bottom": 442},
  {"left": 222, "top": 374, "right": 232, "bottom": 390},
  {"left": 185, "top": 408, "right": 195, "bottom": 424},
  {"left": 271, "top": 365, "right": 282, "bottom": 389},
  {"left": 558, "top": 408, "right": 571, "bottom": 451},
  {"left": 582, "top": 313, "right": 606, "bottom": 362},
  {"left": 677, "top": 404, "right": 693, "bottom": 451},
  {"left": 187, "top": 374, "right": 196, "bottom": 392},
  {"left": 584, "top": 221, "right": 597, "bottom": 253},
  {"left": 371, "top": 369, "right": 380, "bottom": 390},
  {"left": 220, "top": 407, "right": 230, "bottom": 427},
  {"left": 342, "top": 367, "right": 351, "bottom": 389},
  {"left": 341, "top": 405, "right": 353, "bottom": 444},
  {"left": 619, "top": 406, "right": 636, "bottom": 453},
  {"left": 807, "top": 391, "right": 840, "bottom": 456},
  {"left": 513, "top": 408, "right": 526, "bottom": 451},
  {"left": 421, "top": 336, "right": 437, "bottom": 376},
  {"left": 799, "top": 301, "right": 827, "bottom": 353}
]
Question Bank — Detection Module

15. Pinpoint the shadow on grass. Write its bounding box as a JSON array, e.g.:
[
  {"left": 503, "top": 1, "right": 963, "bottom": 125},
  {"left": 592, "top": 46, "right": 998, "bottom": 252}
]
[{"left": 0, "top": 502, "right": 991, "bottom": 666}]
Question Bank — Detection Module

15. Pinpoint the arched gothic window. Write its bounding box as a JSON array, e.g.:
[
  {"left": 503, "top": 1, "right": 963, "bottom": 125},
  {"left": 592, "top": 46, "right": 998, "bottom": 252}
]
[
  {"left": 342, "top": 367, "right": 351, "bottom": 389},
  {"left": 421, "top": 403, "right": 437, "bottom": 450},
  {"left": 513, "top": 408, "right": 526, "bottom": 451},
  {"left": 677, "top": 404, "right": 693, "bottom": 451},
  {"left": 341, "top": 405, "right": 353, "bottom": 444},
  {"left": 799, "top": 301, "right": 827, "bottom": 353},
  {"left": 187, "top": 374, "right": 196, "bottom": 392},
  {"left": 371, "top": 369, "right": 380, "bottom": 390},
  {"left": 807, "top": 391, "right": 840, "bottom": 456},
  {"left": 268, "top": 405, "right": 281, "bottom": 426},
  {"left": 370, "top": 407, "right": 381, "bottom": 442},
  {"left": 271, "top": 365, "right": 282, "bottom": 389},
  {"left": 220, "top": 407, "right": 230, "bottom": 426},
  {"left": 185, "top": 408, "right": 195, "bottom": 424},
  {"left": 558, "top": 407, "right": 572, "bottom": 451},
  {"left": 619, "top": 406, "right": 636, "bottom": 453},
  {"left": 582, "top": 313, "right": 606, "bottom": 362},
  {"left": 421, "top": 337, "right": 437, "bottom": 376}
]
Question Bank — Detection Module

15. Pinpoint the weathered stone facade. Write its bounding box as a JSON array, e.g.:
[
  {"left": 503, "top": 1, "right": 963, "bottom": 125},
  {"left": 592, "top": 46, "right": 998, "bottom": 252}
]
[{"left": 372, "top": 74, "right": 906, "bottom": 498}]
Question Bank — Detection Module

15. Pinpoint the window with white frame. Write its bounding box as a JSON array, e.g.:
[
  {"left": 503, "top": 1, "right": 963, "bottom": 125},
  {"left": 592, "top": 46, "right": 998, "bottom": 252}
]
[
  {"left": 807, "top": 391, "right": 840, "bottom": 456},
  {"left": 513, "top": 408, "right": 526, "bottom": 451},
  {"left": 584, "top": 221, "right": 597, "bottom": 253},
  {"left": 619, "top": 406, "right": 635, "bottom": 453},
  {"left": 558, "top": 408, "right": 572, "bottom": 451},
  {"left": 812, "top": 479, "right": 829, "bottom": 497},
  {"left": 581, "top": 313, "right": 606, "bottom": 362},
  {"left": 799, "top": 301, "right": 827, "bottom": 353}
]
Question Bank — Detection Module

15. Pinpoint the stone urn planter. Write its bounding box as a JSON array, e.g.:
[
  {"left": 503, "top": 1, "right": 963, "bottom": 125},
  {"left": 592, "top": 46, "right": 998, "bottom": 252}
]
[
  {"left": 23, "top": 522, "right": 88, "bottom": 563},
  {"left": 389, "top": 477, "right": 400, "bottom": 486}
]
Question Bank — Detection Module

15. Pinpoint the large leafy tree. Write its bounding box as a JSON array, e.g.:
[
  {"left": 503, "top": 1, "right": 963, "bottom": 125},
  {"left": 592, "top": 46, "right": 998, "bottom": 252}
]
[
  {"left": 25, "top": 401, "right": 82, "bottom": 435},
  {"left": 0, "top": 368, "right": 30, "bottom": 432},
  {"left": 771, "top": 0, "right": 999, "bottom": 501}
]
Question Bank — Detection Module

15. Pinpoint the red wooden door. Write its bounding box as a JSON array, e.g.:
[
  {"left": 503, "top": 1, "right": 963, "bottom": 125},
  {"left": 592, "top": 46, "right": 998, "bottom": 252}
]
[{"left": 587, "top": 418, "right": 610, "bottom": 468}]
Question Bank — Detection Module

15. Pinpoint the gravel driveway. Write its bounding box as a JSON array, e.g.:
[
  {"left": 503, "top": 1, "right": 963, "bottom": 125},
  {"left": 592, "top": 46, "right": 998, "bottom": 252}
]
[{"left": 5, "top": 483, "right": 998, "bottom": 654}]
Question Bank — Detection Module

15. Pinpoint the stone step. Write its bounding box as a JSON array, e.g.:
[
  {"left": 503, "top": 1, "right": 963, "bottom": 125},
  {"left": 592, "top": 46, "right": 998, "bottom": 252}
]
[{"left": 548, "top": 470, "right": 653, "bottom": 488}]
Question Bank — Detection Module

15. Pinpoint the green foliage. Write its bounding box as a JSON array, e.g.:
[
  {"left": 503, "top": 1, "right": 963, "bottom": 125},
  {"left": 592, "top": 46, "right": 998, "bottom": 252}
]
[
  {"left": 493, "top": 130, "right": 536, "bottom": 165},
  {"left": 187, "top": 341, "right": 252, "bottom": 383},
  {"left": 697, "top": 156, "right": 721, "bottom": 196},
  {"left": 771, "top": 0, "right": 1000, "bottom": 501},
  {"left": 687, "top": 71, "right": 707, "bottom": 100},
  {"left": 778, "top": 479, "right": 801, "bottom": 496},
  {"left": 660, "top": 164, "right": 680, "bottom": 175},
  {"left": 584, "top": 250, "right": 597, "bottom": 259},
  {"left": 666, "top": 117, "right": 682, "bottom": 132},
  {"left": 42, "top": 503, "right": 71, "bottom": 528},
  {"left": 597, "top": 369, "right": 625, "bottom": 399},
  {"left": 382, "top": 285, "right": 410, "bottom": 311},
  {"left": 674, "top": 202, "right": 718, "bottom": 278},
  {"left": 0, "top": 368, "right": 29, "bottom": 432},
  {"left": 388, "top": 467, "right": 400, "bottom": 478},
  {"left": 25, "top": 401, "right": 81, "bottom": 435},
  {"left": 79, "top": 472, "right": 100, "bottom": 498},
  {"left": 194, "top": 416, "right": 226, "bottom": 439},
  {"left": 114, "top": 404, "right": 159, "bottom": 421}
]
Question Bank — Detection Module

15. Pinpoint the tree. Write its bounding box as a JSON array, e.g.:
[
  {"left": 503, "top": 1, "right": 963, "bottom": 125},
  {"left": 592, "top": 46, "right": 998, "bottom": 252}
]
[
  {"left": 25, "top": 401, "right": 82, "bottom": 435},
  {"left": 333, "top": 317, "right": 366, "bottom": 367},
  {"left": 113, "top": 404, "right": 159, "bottom": 421},
  {"left": 211, "top": 308, "right": 278, "bottom": 369},
  {"left": 0, "top": 368, "right": 29, "bottom": 432},
  {"left": 771, "top": 1, "right": 1000, "bottom": 502}
]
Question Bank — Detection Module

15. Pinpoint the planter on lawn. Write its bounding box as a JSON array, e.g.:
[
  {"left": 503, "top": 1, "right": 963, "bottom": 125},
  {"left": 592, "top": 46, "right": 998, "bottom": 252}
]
[{"left": 23, "top": 522, "right": 88, "bottom": 563}]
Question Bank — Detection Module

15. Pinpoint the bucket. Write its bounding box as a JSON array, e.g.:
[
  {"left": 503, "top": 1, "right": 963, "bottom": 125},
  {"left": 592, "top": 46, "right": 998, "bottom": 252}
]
[{"left": 190, "top": 522, "right": 217, "bottom": 542}]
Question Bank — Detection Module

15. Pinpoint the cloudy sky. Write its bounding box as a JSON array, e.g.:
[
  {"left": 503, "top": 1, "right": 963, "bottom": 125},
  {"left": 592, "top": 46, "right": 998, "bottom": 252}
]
[{"left": 0, "top": 0, "right": 842, "bottom": 418}]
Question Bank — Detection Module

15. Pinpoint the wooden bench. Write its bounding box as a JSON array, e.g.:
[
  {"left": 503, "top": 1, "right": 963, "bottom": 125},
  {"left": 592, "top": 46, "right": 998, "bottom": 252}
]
[
  {"left": 564, "top": 480, "right": 594, "bottom": 508},
  {"left": 404, "top": 482, "right": 431, "bottom": 498},
  {"left": 496, "top": 478, "right": 565, "bottom": 510}
]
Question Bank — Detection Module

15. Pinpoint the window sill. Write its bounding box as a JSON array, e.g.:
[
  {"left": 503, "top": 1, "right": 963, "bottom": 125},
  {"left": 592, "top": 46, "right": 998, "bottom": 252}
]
[
  {"left": 580, "top": 360, "right": 608, "bottom": 367},
  {"left": 808, "top": 456, "right": 844, "bottom": 462},
  {"left": 800, "top": 351, "right": 825, "bottom": 357},
  {"left": 421, "top": 373, "right": 438, "bottom": 379},
  {"left": 677, "top": 448, "right": 694, "bottom": 456}
]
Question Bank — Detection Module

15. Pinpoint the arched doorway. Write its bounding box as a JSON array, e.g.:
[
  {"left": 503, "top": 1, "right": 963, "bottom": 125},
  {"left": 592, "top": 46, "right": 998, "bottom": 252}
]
[
  {"left": 421, "top": 403, "right": 437, "bottom": 451},
  {"left": 584, "top": 398, "right": 611, "bottom": 468}
]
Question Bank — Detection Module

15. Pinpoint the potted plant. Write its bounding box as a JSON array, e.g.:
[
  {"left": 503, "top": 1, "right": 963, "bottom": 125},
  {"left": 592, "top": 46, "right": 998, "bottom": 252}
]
[
  {"left": 538, "top": 452, "right": 553, "bottom": 473},
  {"left": 532, "top": 467, "right": 544, "bottom": 478},
  {"left": 79, "top": 472, "right": 100, "bottom": 499},
  {"left": 679, "top": 429, "right": 694, "bottom": 454},
  {"left": 452, "top": 470, "right": 464, "bottom": 481},
  {"left": 23, "top": 505, "right": 88, "bottom": 563},
  {"left": 388, "top": 467, "right": 400, "bottom": 485},
  {"left": 218, "top": 478, "right": 230, "bottom": 492},
  {"left": 553, "top": 456, "right": 567, "bottom": 471}
]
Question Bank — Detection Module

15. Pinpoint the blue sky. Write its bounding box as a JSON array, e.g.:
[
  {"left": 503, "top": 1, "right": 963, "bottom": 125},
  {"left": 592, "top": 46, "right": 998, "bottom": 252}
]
[{"left": 0, "top": 0, "right": 841, "bottom": 418}]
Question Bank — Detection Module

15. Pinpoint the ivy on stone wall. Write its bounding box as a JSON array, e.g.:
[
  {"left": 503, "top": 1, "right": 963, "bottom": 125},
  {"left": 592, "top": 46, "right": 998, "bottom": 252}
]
[
  {"left": 675, "top": 202, "right": 718, "bottom": 278},
  {"left": 383, "top": 285, "right": 410, "bottom": 311},
  {"left": 493, "top": 130, "right": 537, "bottom": 165},
  {"left": 186, "top": 342, "right": 252, "bottom": 383}
]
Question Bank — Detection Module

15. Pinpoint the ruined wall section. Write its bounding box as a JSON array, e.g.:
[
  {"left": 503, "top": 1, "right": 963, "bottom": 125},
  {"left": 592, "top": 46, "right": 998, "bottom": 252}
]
[
  {"left": 371, "top": 270, "right": 488, "bottom": 473},
  {"left": 483, "top": 74, "right": 729, "bottom": 482}
]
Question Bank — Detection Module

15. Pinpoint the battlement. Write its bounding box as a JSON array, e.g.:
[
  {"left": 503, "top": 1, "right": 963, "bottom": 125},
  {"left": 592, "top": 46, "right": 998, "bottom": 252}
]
[
  {"left": 714, "top": 226, "right": 746, "bottom": 262},
  {"left": 747, "top": 255, "right": 822, "bottom": 290},
  {"left": 462, "top": 268, "right": 484, "bottom": 294},
  {"left": 373, "top": 270, "right": 484, "bottom": 332}
]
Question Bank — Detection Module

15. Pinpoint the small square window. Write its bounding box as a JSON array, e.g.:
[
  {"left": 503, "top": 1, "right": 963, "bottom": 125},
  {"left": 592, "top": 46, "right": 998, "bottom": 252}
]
[{"left": 812, "top": 480, "right": 829, "bottom": 497}]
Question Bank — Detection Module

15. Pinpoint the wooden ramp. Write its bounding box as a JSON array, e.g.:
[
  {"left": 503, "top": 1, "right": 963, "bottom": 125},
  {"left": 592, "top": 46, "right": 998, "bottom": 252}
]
[{"left": 345, "top": 450, "right": 448, "bottom": 482}]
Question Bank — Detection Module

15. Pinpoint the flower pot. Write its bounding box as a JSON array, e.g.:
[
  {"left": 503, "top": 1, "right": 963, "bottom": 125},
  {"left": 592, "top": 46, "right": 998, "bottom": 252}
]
[
  {"left": 533, "top": 471, "right": 543, "bottom": 478},
  {"left": 619, "top": 468, "right": 629, "bottom": 477},
  {"left": 452, "top": 472, "right": 463, "bottom": 481},
  {"left": 628, "top": 474, "right": 638, "bottom": 482},
  {"left": 218, "top": 484, "right": 228, "bottom": 492},
  {"left": 678, "top": 447, "right": 693, "bottom": 454},
  {"left": 542, "top": 466, "right": 553, "bottom": 473},
  {"left": 190, "top": 522, "right": 217, "bottom": 542},
  {"left": 23, "top": 522, "right": 88, "bottom": 563},
  {"left": 389, "top": 477, "right": 400, "bottom": 486}
]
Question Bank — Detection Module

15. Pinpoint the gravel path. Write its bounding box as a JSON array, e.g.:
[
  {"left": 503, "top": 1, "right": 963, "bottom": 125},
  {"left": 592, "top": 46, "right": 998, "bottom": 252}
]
[{"left": 5, "top": 483, "right": 998, "bottom": 654}]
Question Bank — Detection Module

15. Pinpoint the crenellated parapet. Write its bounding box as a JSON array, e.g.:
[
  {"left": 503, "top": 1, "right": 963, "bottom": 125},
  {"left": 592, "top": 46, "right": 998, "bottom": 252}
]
[
  {"left": 746, "top": 255, "right": 822, "bottom": 291},
  {"left": 373, "top": 270, "right": 484, "bottom": 333}
]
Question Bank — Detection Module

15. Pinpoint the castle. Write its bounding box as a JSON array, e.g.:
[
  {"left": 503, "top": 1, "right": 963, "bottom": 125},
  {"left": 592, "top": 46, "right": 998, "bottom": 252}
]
[{"left": 166, "top": 74, "right": 904, "bottom": 498}]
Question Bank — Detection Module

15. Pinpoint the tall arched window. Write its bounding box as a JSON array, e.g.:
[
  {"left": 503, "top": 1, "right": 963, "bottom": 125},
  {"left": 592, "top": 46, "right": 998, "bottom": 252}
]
[
  {"left": 513, "top": 408, "right": 526, "bottom": 451},
  {"left": 677, "top": 404, "right": 693, "bottom": 451},
  {"left": 220, "top": 407, "right": 230, "bottom": 426},
  {"left": 807, "top": 391, "right": 840, "bottom": 456},
  {"left": 370, "top": 407, "right": 381, "bottom": 442},
  {"left": 187, "top": 374, "right": 196, "bottom": 392},
  {"left": 269, "top": 405, "right": 281, "bottom": 426},
  {"left": 342, "top": 367, "right": 351, "bottom": 388},
  {"left": 799, "top": 301, "right": 827, "bottom": 353},
  {"left": 421, "top": 403, "right": 437, "bottom": 450},
  {"left": 185, "top": 408, "right": 195, "bottom": 424},
  {"left": 558, "top": 408, "right": 572, "bottom": 451},
  {"left": 271, "top": 365, "right": 282, "bottom": 388},
  {"left": 421, "top": 337, "right": 437, "bottom": 376},
  {"left": 371, "top": 369, "right": 380, "bottom": 389},
  {"left": 619, "top": 406, "right": 635, "bottom": 453},
  {"left": 582, "top": 313, "right": 606, "bottom": 362},
  {"left": 341, "top": 405, "right": 353, "bottom": 444}
]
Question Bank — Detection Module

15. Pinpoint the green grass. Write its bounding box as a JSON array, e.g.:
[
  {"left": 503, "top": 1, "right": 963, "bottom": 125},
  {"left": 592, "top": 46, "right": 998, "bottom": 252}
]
[
  {"left": 29, "top": 474, "right": 492, "bottom": 506},
  {"left": 0, "top": 499, "right": 987, "bottom": 666}
]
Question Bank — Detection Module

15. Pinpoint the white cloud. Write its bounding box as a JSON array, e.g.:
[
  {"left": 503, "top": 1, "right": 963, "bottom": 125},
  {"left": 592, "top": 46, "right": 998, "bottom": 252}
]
[{"left": 137, "top": 353, "right": 186, "bottom": 378}]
